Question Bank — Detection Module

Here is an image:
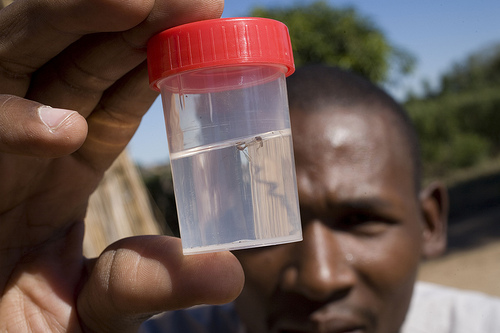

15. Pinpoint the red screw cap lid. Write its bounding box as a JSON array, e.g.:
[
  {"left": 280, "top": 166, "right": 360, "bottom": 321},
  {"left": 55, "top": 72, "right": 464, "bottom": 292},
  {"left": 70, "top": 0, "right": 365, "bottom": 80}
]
[{"left": 147, "top": 17, "right": 295, "bottom": 91}]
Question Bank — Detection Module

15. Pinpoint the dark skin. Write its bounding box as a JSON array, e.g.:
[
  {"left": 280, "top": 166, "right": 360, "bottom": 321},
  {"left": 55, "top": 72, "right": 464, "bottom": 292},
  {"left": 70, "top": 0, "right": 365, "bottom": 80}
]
[
  {"left": 0, "top": 1, "right": 244, "bottom": 332},
  {"left": 234, "top": 105, "right": 448, "bottom": 333}
]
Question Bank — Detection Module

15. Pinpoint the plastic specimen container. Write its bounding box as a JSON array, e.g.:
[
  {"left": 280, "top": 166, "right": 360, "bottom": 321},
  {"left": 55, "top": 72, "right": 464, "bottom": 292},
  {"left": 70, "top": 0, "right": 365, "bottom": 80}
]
[{"left": 147, "top": 17, "right": 302, "bottom": 254}]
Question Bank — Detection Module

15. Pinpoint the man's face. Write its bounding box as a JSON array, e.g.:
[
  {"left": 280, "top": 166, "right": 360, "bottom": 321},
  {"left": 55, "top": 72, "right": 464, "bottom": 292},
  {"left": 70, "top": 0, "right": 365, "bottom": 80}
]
[{"left": 234, "top": 106, "right": 427, "bottom": 333}]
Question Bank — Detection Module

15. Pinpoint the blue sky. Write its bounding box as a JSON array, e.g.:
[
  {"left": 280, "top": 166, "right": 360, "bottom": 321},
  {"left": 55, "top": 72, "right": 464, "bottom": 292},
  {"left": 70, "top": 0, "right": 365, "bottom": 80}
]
[{"left": 128, "top": 0, "right": 500, "bottom": 167}]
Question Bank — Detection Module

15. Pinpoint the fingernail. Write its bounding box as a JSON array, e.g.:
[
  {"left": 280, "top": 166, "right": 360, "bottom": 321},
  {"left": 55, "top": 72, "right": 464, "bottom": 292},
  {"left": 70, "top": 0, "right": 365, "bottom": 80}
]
[{"left": 38, "top": 106, "right": 76, "bottom": 132}]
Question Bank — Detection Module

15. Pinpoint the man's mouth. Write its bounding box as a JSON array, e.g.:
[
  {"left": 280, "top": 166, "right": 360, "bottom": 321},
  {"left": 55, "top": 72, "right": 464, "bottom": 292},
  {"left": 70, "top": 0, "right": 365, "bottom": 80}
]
[
  {"left": 273, "top": 326, "right": 366, "bottom": 333},
  {"left": 270, "top": 317, "right": 367, "bottom": 333},
  {"left": 268, "top": 301, "right": 373, "bottom": 333}
]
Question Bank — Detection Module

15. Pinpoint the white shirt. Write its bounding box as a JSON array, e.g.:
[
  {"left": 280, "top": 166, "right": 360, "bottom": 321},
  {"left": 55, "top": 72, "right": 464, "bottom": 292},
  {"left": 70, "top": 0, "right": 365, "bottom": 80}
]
[{"left": 401, "top": 282, "right": 500, "bottom": 333}]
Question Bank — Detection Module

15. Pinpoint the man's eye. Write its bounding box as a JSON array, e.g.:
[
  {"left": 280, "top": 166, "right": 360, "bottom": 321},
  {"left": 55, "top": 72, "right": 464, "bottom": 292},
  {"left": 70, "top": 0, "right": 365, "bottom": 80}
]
[{"left": 339, "top": 214, "right": 392, "bottom": 235}]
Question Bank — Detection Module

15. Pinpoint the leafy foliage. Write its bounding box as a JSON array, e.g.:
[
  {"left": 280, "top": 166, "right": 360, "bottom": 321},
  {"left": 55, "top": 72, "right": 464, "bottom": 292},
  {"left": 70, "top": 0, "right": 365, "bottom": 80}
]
[
  {"left": 251, "top": 1, "right": 415, "bottom": 83},
  {"left": 439, "top": 43, "right": 500, "bottom": 95},
  {"left": 406, "top": 42, "right": 500, "bottom": 179}
]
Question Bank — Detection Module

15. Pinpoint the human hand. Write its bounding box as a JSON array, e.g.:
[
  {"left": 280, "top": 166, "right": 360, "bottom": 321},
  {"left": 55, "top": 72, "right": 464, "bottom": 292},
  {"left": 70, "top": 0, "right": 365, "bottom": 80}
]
[{"left": 0, "top": 0, "right": 244, "bottom": 332}]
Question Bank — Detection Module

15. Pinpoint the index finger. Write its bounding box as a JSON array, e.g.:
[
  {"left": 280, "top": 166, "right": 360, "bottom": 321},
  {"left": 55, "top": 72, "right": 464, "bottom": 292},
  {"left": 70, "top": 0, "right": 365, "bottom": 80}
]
[{"left": 0, "top": 0, "right": 155, "bottom": 96}]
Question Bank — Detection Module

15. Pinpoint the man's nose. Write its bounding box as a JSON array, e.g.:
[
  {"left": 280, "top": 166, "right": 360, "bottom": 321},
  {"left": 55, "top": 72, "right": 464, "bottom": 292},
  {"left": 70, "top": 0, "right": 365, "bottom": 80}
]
[{"left": 281, "top": 221, "right": 356, "bottom": 301}]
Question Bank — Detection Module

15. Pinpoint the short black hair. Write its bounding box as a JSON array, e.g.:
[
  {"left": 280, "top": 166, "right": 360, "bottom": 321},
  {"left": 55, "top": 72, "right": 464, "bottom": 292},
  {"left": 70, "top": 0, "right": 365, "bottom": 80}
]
[{"left": 286, "top": 65, "right": 422, "bottom": 192}]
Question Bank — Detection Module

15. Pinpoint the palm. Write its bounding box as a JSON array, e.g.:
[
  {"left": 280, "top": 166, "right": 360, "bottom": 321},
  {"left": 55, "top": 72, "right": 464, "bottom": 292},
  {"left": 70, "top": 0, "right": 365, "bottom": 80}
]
[
  {"left": 0, "top": 216, "right": 86, "bottom": 331},
  {"left": 0, "top": 106, "right": 141, "bottom": 331}
]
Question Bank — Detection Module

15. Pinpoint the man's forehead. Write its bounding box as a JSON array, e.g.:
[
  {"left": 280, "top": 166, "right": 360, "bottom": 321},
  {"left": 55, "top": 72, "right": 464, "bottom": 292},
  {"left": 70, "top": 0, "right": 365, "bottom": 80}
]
[
  {"left": 291, "top": 106, "right": 395, "bottom": 163},
  {"left": 291, "top": 106, "right": 415, "bottom": 207}
]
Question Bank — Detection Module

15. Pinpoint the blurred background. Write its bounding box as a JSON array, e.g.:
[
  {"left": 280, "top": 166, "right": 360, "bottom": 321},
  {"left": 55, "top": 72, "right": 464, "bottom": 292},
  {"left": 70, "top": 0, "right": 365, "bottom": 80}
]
[{"left": 91, "top": 1, "right": 500, "bottom": 296}]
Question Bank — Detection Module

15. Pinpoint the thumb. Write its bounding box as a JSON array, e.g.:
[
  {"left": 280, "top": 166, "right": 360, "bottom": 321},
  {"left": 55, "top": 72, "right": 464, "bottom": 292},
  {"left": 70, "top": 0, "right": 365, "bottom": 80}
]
[
  {"left": 78, "top": 236, "right": 245, "bottom": 333},
  {"left": 0, "top": 95, "right": 87, "bottom": 157}
]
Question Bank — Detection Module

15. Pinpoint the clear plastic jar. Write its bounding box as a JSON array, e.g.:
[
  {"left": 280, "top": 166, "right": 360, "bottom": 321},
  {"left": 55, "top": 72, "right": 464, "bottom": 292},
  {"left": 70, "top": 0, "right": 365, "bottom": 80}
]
[{"left": 147, "top": 17, "right": 302, "bottom": 254}]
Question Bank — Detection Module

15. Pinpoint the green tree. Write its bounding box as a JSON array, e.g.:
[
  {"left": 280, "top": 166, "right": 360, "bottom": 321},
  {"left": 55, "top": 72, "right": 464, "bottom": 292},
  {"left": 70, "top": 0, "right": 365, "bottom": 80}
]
[
  {"left": 439, "top": 43, "right": 500, "bottom": 95},
  {"left": 406, "top": 91, "right": 495, "bottom": 177},
  {"left": 405, "top": 42, "right": 500, "bottom": 178},
  {"left": 251, "top": 1, "right": 415, "bottom": 83}
]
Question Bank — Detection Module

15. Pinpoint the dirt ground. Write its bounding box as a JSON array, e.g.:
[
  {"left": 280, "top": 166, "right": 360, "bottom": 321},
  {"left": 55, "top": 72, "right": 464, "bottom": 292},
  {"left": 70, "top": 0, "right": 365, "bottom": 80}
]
[
  {"left": 419, "top": 240, "right": 500, "bottom": 297},
  {"left": 417, "top": 172, "right": 500, "bottom": 297}
]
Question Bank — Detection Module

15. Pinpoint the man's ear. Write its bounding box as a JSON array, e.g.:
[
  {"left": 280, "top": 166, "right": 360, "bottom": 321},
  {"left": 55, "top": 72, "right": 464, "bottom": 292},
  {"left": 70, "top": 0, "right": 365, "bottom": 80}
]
[{"left": 419, "top": 181, "right": 449, "bottom": 259}]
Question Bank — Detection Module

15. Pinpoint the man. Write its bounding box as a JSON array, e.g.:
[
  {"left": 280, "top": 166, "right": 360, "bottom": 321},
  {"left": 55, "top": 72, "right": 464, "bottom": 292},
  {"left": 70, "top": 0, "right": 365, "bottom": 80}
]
[
  {"left": 0, "top": 1, "right": 244, "bottom": 332},
  {"left": 142, "top": 65, "right": 500, "bottom": 332},
  {"left": 234, "top": 64, "right": 445, "bottom": 333}
]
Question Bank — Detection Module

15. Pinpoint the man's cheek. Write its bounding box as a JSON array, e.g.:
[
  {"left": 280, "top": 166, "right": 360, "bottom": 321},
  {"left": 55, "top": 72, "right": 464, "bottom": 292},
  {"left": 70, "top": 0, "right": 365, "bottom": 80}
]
[{"left": 355, "top": 233, "right": 421, "bottom": 288}]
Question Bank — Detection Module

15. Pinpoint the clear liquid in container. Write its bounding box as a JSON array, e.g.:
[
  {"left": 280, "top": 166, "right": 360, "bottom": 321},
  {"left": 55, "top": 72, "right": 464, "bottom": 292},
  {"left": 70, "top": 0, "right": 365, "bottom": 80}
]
[{"left": 170, "top": 129, "right": 302, "bottom": 254}]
